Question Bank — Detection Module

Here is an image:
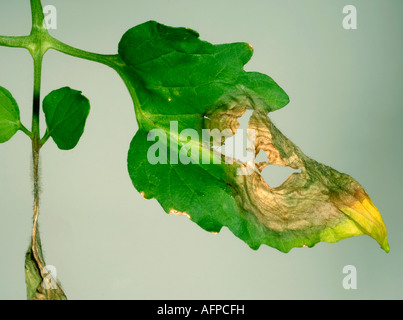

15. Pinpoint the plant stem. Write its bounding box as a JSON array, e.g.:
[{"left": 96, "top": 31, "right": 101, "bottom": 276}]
[
  {"left": 32, "top": 56, "right": 42, "bottom": 140},
  {"left": 30, "top": 0, "right": 46, "bottom": 32},
  {"left": 0, "top": 36, "right": 31, "bottom": 49},
  {"left": 25, "top": 0, "right": 67, "bottom": 300},
  {"left": 30, "top": 30, "right": 45, "bottom": 301},
  {"left": 49, "top": 36, "right": 122, "bottom": 68},
  {"left": 30, "top": 19, "right": 45, "bottom": 256}
]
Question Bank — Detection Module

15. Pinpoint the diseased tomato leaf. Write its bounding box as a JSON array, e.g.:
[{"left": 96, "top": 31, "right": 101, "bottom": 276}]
[{"left": 115, "top": 21, "right": 388, "bottom": 252}]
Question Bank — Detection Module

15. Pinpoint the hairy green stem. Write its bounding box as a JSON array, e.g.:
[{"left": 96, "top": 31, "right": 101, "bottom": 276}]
[
  {"left": 30, "top": 0, "right": 45, "bottom": 297},
  {"left": 30, "top": 0, "right": 46, "bottom": 266},
  {"left": 27, "top": 0, "right": 66, "bottom": 299}
]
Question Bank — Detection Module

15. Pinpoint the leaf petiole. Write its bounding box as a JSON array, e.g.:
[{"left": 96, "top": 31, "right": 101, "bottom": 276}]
[
  {"left": 48, "top": 36, "right": 122, "bottom": 68},
  {"left": 0, "top": 35, "right": 32, "bottom": 49},
  {"left": 39, "top": 129, "right": 50, "bottom": 146},
  {"left": 19, "top": 122, "right": 34, "bottom": 140}
]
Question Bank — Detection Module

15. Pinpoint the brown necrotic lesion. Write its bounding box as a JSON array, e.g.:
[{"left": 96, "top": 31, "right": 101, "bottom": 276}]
[
  {"left": 201, "top": 93, "right": 388, "bottom": 251},
  {"left": 236, "top": 110, "right": 350, "bottom": 232},
  {"left": 204, "top": 98, "right": 354, "bottom": 233}
]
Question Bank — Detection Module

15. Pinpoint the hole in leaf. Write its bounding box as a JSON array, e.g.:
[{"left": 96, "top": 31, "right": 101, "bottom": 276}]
[
  {"left": 260, "top": 164, "right": 301, "bottom": 188},
  {"left": 218, "top": 110, "right": 253, "bottom": 161},
  {"left": 255, "top": 149, "right": 268, "bottom": 163}
]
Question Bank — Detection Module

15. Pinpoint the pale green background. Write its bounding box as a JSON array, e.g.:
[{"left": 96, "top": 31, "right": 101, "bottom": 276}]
[{"left": 0, "top": 0, "right": 402, "bottom": 299}]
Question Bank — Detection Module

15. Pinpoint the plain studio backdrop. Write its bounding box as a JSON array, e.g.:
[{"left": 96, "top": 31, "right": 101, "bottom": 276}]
[{"left": 0, "top": 0, "right": 402, "bottom": 299}]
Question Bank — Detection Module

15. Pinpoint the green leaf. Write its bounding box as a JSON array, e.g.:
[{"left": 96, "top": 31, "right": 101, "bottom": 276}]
[
  {"left": 43, "top": 87, "right": 90, "bottom": 150},
  {"left": 0, "top": 86, "right": 21, "bottom": 143},
  {"left": 117, "top": 21, "right": 289, "bottom": 132},
  {"left": 118, "top": 21, "right": 388, "bottom": 253}
]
